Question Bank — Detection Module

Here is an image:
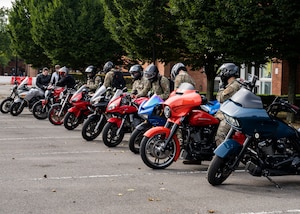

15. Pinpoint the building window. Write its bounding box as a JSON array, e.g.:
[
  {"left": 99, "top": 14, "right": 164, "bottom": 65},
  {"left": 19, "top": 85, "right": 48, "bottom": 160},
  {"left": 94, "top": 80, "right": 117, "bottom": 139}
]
[{"left": 259, "top": 62, "right": 272, "bottom": 94}]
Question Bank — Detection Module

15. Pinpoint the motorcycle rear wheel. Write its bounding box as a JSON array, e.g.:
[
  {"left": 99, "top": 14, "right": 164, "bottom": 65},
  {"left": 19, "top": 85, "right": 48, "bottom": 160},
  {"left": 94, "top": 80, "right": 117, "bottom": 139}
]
[
  {"left": 207, "top": 155, "right": 233, "bottom": 186},
  {"left": 82, "top": 116, "right": 106, "bottom": 141},
  {"left": 64, "top": 112, "right": 80, "bottom": 130},
  {"left": 0, "top": 98, "right": 13, "bottom": 114},
  {"left": 102, "top": 122, "right": 124, "bottom": 147},
  {"left": 10, "top": 102, "right": 24, "bottom": 116},
  {"left": 140, "top": 134, "right": 176, "bottom": 169},
  {"left": 32, "top": 101, "right": 49, "bottom": 120},
  {"left": 129, "top": 128, "right": 146, "bottom": 154},
  {"left": 48, "top": 104, "right": 66, "bottom": 125}
]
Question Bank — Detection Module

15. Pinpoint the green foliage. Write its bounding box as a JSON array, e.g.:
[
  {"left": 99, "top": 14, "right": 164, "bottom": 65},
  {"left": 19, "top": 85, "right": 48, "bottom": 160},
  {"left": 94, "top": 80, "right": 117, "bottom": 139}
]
[
  {"left": 101, "top": 0, "right": 186, "bottom": 63},
  {"left": 28, "top": 0, "right": 123, "bottom": 69},
  {"left": 0, "top": 7, "right": 12, "bottom": 66}
]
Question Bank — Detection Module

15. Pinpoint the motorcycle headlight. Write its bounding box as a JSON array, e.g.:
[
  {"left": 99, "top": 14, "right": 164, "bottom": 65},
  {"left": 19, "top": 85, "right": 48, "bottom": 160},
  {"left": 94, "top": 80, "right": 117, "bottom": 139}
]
[
  {"left": 223, "top": 114, "right": 240, "bottom": 128},
  {"left": 164, "top": 106, "right": 171, "bottom": 118},
  {"left": 108, "top": 104, "right": 117, "bottom": 111}
]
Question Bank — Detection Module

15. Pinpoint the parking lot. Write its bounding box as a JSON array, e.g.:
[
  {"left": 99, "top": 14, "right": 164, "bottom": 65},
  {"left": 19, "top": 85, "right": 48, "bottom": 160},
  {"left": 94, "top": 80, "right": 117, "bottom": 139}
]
[{"left": 0, "top": 83, "right": 300, "bottom": 214}]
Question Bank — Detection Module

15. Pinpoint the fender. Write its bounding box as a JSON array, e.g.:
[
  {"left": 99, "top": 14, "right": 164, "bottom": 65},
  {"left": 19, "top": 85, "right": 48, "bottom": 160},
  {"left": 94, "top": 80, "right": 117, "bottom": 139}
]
[
  {"left": 144, "top": 126, "right": 181, "bottom": 161},
  {"left": 135, "top": 122, "right": 152, "bottom": 131},
  {"left": 214, "top": 139, "right": 243, "bottom": 158},
  {"left": 68, "top": 106, "right": 81, "bottom": 117},
  {"left": 107, "top": 117, "right": 122, "bottom": 127},
  {"left": 87, "top": 113, "right": 101, "bottom": 121}
]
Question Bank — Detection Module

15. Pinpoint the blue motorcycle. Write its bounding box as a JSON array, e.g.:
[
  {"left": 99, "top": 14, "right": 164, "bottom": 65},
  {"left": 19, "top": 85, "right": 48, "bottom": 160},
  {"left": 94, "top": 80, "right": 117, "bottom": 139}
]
[
  {"left": 207, "top": 85, "right": 300, "bottom": 187},
  {"left": 129, "top": 94, "right": 166, "bottom": 154}
]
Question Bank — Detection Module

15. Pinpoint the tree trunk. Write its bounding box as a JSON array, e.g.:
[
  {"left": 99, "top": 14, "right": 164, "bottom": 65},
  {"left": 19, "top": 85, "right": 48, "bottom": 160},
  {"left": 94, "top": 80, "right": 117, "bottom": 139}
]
[{"left": 286, "top": 58, "right": 297, "bottom": 123}]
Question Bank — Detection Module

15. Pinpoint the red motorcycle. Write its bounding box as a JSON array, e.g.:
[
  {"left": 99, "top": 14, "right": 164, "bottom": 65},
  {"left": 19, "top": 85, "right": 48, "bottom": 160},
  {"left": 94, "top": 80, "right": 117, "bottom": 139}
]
[
  {"left": 32, "top": 85, "right": 65, "bottom": 120},
  {"left": 102, "top": 88, "right": 148, "bottom": 147},
  {"left": 63, "top": 85, "right": 93, "bottom": 130},
  {"left": 140, "top": 83, "right": 220, "bottom": 169}
]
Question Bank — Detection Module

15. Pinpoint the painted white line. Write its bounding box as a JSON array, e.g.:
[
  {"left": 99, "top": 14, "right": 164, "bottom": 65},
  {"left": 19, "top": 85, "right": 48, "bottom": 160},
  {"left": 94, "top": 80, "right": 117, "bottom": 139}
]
[{"left": 239, "top": 210, "right": 300, "bottom": 214}]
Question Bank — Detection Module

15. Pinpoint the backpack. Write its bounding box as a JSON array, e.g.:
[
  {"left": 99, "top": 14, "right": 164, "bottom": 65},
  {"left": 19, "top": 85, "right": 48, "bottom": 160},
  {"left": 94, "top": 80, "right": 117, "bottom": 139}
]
[
  {"left": 112, "top": 71, "right": 126, "bottom": 90},
  {"left": 158, "top": 76, "right": 174, "bottom": 92}
]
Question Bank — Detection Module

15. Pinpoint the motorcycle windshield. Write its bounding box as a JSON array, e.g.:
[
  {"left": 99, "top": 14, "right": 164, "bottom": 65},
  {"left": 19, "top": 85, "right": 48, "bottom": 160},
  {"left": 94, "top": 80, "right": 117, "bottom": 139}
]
[
  {"left": 90, "top": 85, "right": 106, "bottom": 103},
  {"left": 138, "top": 94, "right": 163, "bottom": 115},
  {"left": 70, "top": 85, "right": 88, "bottom": 100},
  {"left": 17, "top": 76, "right": 29, "bottom": 90},
  {"left": 109, "top": 89, "right": 124, "bottom": 102}
]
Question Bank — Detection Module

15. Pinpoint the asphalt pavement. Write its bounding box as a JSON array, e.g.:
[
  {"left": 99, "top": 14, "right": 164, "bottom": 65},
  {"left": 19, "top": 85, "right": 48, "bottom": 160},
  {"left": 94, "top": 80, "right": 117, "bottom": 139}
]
[{"left": 0, "top": 85, "right": 300, "bottom": 214}]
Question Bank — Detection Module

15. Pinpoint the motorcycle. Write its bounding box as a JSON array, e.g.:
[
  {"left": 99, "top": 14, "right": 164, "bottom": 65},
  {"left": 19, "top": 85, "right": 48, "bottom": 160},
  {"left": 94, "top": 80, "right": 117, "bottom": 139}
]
[
  {"left": 32, "top": 85, "right": 65, "bottom": 120},
  {"left": 63, "top": 85, "right": 92, "bottom": 130},
  {"left": 139, "top": 83, "right": 220, "bottom": 169},
  {"left": 81, "top": 85, "right": 113, "bottom": 141},
  {"left": 0, "top": 80, "right": 19, "bottom": 114},
  {"left": 207, "top": 77, "right": 300, "bottom": 187},
  {"left": 128, "top": 94, "right": 166, "bottom": 154},
  {"left": 10, "top": 77, "right": 42, "bottom": 116},
  {"left": 102, "top": 88, "right": 148, "bottom": 147},
  {"left": 48, "top": 87, "right": 76, "bottom": 125}
]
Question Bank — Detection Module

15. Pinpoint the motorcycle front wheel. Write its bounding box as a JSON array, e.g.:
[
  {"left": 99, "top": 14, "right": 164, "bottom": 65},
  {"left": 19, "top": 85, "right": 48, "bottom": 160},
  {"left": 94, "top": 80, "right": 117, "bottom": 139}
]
[
  {"left": 32, "top": 101, "right": 49, "bottom": 120},
  {"left": 0, "top": 98, "right": 13, "bottom": 114},
  {"left": 82, "top": 116, "right": 107, "bottom": 141},
  {"left": 64, "top": 112, "right": 80, "bottom": 130},
  {"left": 102, "top": 122, "right": 124, "bottom": 147},
  {"left": 48, "top": 104, "right": 67, "bottom": 125},
  {"left": 10, "top": 102, "right": 24, "bottom": 116},
  {"left": 140, "top": 134, "right": 177, "bottom": 169},
  {"left": 129, "top": 128, "right": 146, "bottom": 154},
  {"left": 207, "top": 155, "right": 234, "bottom": 186}
]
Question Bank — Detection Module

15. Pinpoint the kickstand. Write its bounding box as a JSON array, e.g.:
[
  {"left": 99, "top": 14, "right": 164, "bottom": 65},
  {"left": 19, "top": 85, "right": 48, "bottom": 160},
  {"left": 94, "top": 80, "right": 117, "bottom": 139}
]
[{"left": 266, "top": 176, "right": 282, "bottom": 189}]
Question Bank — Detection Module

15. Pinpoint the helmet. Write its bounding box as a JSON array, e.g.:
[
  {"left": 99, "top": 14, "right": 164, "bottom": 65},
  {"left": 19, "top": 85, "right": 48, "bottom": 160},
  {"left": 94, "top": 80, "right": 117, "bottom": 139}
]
[
  {"left": 171, "top": 63, "right": 187, "bottom": 81},
  {"left": 129, "top": 64, "right": 143, "bottom": 80},
  {"left": 85, "top": 65, "right": 97, "bottom": 78},
  {"left": 103, "top": 61, "right": 115, "bottom": 73},
  {"left": 144, "top": 64, "right": 159, "bottom": 82},
  {"left": 58, "top": 66, "right": 68, "bottom": 76},
  {"left": 218, "top": 63, "right": 239, "bottom": 84}
]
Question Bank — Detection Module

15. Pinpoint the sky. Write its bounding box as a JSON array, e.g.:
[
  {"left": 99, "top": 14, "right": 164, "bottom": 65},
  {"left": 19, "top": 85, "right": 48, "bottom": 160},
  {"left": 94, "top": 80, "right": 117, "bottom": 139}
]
[{"left": 0, "top": 0, "right": 14, "bottom": 9}]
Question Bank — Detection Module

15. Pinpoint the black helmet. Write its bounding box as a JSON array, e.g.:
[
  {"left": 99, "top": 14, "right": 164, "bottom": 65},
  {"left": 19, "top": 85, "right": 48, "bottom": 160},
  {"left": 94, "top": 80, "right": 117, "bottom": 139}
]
[
  {"left": 85, "top": 65, "right": 97, "bottom": 78},
  {"left": 144, "top": 64, "right": 159, "bottom": 82},
  {"left": 129, "top": 64, "right": 143, "bottom": 80},
  {"left": 171, "top": 62, "right": 187, "bottom": 81},
  {"left": 103, "top": 61, "right": 114, "bottom": 73},
  {"left": 218, "top": 63, "right": 239, "bottom": 84}
]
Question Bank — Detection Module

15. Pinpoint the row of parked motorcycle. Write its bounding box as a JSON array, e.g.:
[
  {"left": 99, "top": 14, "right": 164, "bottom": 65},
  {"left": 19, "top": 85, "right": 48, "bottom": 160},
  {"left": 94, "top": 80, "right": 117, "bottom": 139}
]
[{"left": 1, "top": 75, "right": 300, "bottom": 187}]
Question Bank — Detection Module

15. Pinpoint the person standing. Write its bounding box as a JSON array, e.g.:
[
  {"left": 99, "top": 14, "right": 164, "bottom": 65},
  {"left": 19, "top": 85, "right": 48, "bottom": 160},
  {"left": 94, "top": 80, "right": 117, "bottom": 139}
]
[
  {"left": 143, "top": 64, "right": 170, "bottom": 100},
  {"left": 215, "top": 63, "right": 241, "bottom": 146},
  {"left": 171, "top": 62, "right": 196, "bottom": 89},
  {"left": 50, "top": 65, "right": 60, "bottom": 85}
]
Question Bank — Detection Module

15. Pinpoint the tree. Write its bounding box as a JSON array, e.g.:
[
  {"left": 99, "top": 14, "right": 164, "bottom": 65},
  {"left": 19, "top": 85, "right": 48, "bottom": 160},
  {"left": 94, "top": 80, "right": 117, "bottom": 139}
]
[
  {"left": 101, "top": 0, "right": 186, "bottom": 64},
  {"left": 27, "top": 0, "right": 123, "bottom": 69},
  {"left": 0, "top": 7, "right": 12, "bottom": 67},
  {"left": 7, "top": 0, "right": 51, "bottom": 68}
]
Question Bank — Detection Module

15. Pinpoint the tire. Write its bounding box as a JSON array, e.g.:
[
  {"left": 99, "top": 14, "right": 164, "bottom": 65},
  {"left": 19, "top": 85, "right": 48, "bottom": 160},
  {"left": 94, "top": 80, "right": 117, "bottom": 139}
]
[
  {"left": 32, "top": 101, "right": 49, "bottom": 120},
  {"left": 48, "top": 104, "right": 67, "bottom": 125},
  {"left": 140, "top": 133, "right": 176, "bottom": 169},
  {"left": 129, "top": 128, "right": 146, "bottom": 154},
  {"left": 102, "top": 122, "right": 124, "bottom": 147},
  {"left": 63, "top": 111, "right": 80, "bottom": 130},
  {"left": 207, "top": 155, "right": 233, "bottom": 186},
  {"left": 82, "top": 116, "right": 107, "bottom": 141},
  {"left": 10, "top": 102, "right": 24, "bottom": 116},
  {"left": 0, "top": 98, "right": 13, "bottom": 114}
]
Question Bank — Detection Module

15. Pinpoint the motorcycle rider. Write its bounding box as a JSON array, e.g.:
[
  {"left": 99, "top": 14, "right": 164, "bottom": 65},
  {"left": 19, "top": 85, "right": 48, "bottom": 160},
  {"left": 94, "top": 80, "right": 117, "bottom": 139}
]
[
  {"left": 85, "top": 65, "right": 101, "bottom": 92},
  {"left": 129, "top": 64, "right": 149, "bottom": 98},
  {"left": 50, "top": 64, "right": 60, "bottom": 85},
  {"left": 143, "top": 64, "right": 170, "bottom": 100},
  {"left": 215, "top": 63, "right": 241, "bottom": 146},
  {"left": 24, "top": 67, "right": 51, "bottom": 106},
  {"left": 103, "top": 61, "right": 126, "bottom": 90},
  {"left": 171, "top": 62, "right": 196, "bottom": 89},
  {"left": 56, "top": 66, "right": 76, "bottom": 89}
]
